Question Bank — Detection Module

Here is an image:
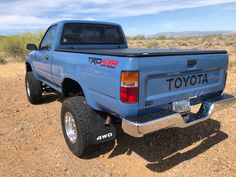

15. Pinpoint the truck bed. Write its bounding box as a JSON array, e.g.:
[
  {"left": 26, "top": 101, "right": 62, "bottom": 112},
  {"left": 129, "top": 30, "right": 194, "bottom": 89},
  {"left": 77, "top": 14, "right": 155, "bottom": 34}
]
[
  {"left": 56, "top": 48, "right": 227, "bottom": 57},
  {"left": 54, "top": 46, "right": 228, "bottom": 117}
]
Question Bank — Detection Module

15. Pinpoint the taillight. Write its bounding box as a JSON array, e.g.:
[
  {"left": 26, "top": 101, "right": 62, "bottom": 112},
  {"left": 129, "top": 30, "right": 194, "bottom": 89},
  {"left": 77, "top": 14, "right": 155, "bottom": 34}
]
[{"left": 120, "top": 71, "right": 139, "bottom": 103}]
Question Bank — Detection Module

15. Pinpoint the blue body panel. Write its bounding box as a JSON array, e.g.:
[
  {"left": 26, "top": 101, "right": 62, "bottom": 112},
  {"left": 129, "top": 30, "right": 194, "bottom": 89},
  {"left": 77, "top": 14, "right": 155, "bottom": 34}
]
[{"left": 26, "top": 20, "right": 228, "bottom": 118}]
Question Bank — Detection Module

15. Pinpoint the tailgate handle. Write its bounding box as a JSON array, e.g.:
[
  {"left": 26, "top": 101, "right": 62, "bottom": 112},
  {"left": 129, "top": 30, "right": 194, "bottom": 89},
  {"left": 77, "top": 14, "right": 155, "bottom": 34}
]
[{"left": 187, "top": 60, "right": 197, "bottom": 68}]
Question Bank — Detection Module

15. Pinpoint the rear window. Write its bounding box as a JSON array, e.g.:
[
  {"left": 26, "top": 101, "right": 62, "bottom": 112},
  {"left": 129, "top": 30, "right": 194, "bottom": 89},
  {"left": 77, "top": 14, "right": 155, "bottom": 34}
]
[{"left": 61, "top": 23, "right": 125, "bottom": 45}]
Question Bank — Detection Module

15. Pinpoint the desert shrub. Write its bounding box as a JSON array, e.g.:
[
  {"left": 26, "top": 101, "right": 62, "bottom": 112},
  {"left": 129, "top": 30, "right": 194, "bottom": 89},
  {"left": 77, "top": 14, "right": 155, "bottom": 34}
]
[
  {"left": 147, "top": 39, "right": 159, "bottom": 48},
  {"left": 0, "top": 38, "right": 7, "bottom": 64},
  {"left": 0, "top": 31, "right": 44, "bottom": 59},
  {"left": 132, "top": 35, "right": 145, "bottom": 40},
  {"left": 155, "top": 35, "right": 167, "bottom": 40},
  {"left": 229, "top": 61, "right": 236, "bottom": 71},
  {"left": 179, "top": 41, "right": 188, "bottom": 46},
  {"left": 0, "top": 54, "right": 6, "bottom": 64},
  {"left": 126, "top": 36, "right": 131, "bottom": 40},
  {"left": 2, "top": 36, "right": 25, "bottom": 58}
]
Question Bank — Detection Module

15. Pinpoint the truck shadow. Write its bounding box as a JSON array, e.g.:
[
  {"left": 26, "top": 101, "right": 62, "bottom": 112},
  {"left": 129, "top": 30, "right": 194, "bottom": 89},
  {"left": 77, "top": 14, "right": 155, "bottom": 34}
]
[
  {"left": 40, "top": 92, "right": 64, "bottom": 104},
  {"left": 107, "top": 119, "right": 227, "bottom": 172}
]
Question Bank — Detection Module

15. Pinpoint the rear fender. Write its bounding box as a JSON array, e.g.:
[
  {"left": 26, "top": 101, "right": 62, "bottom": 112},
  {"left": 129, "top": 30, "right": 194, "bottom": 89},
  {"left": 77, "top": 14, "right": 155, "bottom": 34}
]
[{"left": 63, "top": 73, "right": 101, "bottom": 111}]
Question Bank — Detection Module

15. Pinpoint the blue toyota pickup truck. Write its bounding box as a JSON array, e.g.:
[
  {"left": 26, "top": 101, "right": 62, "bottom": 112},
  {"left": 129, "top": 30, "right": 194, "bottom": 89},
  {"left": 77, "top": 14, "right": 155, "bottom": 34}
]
[{"left": 25, "top": 20, "right": 235, "bottom": 157}]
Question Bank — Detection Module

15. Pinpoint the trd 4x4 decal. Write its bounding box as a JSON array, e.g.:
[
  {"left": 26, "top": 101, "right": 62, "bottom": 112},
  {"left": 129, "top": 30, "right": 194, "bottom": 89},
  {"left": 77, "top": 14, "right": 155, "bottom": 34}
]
[{"left": 88, "top": 57, "right": 119, "bottom": 69}]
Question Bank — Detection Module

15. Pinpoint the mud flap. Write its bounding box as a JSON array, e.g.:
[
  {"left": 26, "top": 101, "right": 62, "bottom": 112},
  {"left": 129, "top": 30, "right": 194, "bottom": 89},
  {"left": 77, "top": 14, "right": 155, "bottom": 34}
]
[{"left": 89, "top": 114, "right": 116, "bottom": 145}]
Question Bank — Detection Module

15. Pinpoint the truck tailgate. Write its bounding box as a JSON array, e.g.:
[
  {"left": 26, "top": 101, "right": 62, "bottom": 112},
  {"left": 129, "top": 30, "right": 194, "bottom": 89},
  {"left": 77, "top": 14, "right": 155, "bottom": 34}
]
[{"left": 138, "top": 53, "right": 228, "bottom": 110}]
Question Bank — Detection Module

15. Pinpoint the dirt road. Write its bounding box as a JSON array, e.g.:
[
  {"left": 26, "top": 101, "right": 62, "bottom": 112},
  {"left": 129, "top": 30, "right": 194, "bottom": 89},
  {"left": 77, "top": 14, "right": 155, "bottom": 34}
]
[{"left": 0, "top": 63, "right": 236, "bottom": 177}]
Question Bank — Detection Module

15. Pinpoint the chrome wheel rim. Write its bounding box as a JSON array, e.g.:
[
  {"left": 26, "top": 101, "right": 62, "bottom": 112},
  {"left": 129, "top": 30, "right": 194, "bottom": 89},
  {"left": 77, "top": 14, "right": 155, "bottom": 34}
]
[
  {"left": 64, "top": 112, "right": 77, "bottom": 144},
  {"left": 26, "top": 81, "right": 31, "bottom": 97}
]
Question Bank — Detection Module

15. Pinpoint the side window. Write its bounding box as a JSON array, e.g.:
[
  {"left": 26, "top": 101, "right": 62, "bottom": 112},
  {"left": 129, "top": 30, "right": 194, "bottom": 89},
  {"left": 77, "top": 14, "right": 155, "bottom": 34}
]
[{"left": 40, "top": 25, "right": 57, "bottom": 50}]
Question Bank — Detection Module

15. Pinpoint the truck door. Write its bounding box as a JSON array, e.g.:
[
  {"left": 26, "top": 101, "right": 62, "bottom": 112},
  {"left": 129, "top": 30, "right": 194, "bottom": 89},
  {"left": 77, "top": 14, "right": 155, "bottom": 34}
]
[{"left": 33, "top": 25, "right": 57, "bottom": 84}]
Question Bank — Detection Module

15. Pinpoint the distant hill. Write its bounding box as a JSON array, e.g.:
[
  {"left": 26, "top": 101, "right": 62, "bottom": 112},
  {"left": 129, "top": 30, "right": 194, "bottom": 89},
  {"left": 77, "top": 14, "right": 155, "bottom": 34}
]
[{"left": 148, "top": 31, "right": 236, "bottom": 38}]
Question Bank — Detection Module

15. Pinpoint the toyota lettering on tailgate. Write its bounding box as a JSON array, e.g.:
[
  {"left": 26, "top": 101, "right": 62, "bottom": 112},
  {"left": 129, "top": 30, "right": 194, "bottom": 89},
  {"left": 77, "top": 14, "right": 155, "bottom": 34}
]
[{"left": 166, "top": 73, "right": 208, "bottom": 90}]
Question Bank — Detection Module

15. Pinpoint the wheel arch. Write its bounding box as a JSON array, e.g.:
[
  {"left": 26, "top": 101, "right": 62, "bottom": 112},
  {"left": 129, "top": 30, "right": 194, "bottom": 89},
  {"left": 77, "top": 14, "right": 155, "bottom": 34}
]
[
  {"left": 25, "top": 62, "right": 32, "bottom": 72},
  {"left": 62, "top": 78, "right": 84, "bottom": 97},
  {"left": 61, "top": 76, "right": 101, "bottom": 111},
  {"left": 25, "top": 62, "right": 41, "bottom": 81}
]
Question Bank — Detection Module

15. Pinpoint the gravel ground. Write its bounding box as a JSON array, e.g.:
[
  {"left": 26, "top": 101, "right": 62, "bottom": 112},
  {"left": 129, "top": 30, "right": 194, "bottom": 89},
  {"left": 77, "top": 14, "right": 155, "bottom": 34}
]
[{"left": 0, "top": 63, "right": 236, "bottom": 177}]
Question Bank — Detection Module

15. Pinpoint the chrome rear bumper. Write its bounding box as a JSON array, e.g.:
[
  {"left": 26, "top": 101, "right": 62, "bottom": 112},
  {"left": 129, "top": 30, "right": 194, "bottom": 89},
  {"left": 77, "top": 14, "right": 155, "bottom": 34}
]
[{"left": 122, "top": 93, "right": 235, "bottom": 137}]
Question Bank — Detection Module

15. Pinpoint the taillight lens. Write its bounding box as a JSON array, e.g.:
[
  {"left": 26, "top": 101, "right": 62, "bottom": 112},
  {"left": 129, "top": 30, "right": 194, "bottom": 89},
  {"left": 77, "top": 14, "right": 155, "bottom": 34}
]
[{"left": 120, "top": 71, "right": 139, "bottom": 103}]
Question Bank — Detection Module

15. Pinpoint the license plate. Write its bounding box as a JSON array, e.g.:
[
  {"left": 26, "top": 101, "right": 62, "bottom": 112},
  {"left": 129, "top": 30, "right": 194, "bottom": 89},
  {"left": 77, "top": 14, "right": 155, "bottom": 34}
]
[{"left": 172, "top": 99, "right": 190, "bottom": 113}]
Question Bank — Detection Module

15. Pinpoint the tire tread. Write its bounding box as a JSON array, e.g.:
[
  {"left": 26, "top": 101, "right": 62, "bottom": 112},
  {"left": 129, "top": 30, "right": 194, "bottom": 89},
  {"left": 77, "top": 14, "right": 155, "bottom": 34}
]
[{"left": 61, "top": 96, "right": 94, "bottom": 157}]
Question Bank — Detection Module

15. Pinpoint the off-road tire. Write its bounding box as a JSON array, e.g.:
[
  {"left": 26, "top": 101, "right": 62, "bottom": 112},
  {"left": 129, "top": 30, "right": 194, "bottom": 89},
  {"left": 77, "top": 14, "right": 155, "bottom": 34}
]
[
  {"left": 25, "top": 71, "right": 42, "bottom": 104},
  {"left": 61, "top": 96, "right": 95, "bottom": 157}
]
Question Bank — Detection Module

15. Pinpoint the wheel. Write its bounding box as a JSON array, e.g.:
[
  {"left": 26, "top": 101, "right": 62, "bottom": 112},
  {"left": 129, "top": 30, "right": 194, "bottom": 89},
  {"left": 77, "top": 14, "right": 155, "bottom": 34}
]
[
  {"left": 61, "top": 96, "right": 94, "bottom": 157},
  {"left": 25, "top": 71, "right": 42, "bottom": 104}
]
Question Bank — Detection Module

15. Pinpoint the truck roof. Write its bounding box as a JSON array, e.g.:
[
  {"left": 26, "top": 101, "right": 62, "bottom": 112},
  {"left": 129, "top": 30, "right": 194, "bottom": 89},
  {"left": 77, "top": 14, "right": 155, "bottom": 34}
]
[{"left": 51, "top": 20, "right": 121, "bottom": 27}]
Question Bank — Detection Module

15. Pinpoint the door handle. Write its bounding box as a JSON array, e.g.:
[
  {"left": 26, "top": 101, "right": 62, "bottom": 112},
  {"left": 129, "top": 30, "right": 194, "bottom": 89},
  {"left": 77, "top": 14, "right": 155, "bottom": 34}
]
[{"left": 45, "top": 55, "right": 49, "bottom": 60}]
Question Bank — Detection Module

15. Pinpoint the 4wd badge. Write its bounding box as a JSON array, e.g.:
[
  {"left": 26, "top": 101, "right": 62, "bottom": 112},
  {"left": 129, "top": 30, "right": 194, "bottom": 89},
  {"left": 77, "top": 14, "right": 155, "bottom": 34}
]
[{"left": 96, "top": 133, "right": 113, "bottom": 141}]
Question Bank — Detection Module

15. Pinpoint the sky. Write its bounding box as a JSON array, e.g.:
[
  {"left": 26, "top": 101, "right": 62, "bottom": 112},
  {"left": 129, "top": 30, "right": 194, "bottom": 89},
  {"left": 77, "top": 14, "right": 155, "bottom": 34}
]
[{"left": 0, "top": 0, "right": 236, "bottom": 36}]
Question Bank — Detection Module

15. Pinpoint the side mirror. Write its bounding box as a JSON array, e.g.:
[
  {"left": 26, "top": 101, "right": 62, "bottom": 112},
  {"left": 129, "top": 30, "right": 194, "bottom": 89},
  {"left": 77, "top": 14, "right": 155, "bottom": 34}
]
[{"left": 26, "top": 44, "right": 37, "bottom": 51}]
